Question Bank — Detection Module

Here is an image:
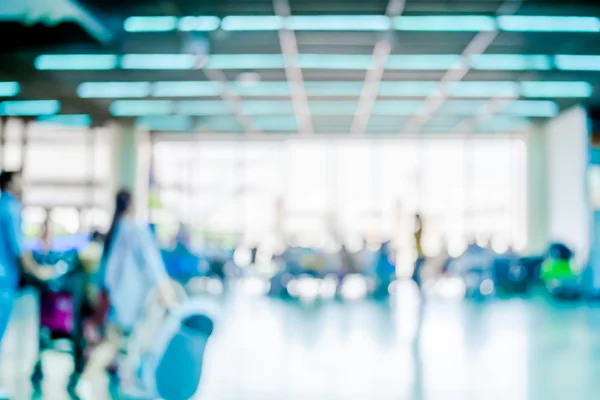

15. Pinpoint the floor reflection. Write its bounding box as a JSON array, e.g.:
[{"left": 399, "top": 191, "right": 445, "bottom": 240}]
[
  {"left": 412, "top": 290, "right": 425, "bottom": 400},
  {"left": 3, "top": 284, "right": 600, "bottom": 399}
]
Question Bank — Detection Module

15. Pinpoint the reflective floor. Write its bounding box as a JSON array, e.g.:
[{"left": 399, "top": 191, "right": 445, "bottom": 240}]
[{"left": 3, "top": 283, "right": 600, "bottom": 399}]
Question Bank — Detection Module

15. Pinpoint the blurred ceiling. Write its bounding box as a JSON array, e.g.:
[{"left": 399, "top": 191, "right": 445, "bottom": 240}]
[{"left": 0, "top": 0, "right": 599, "bottom": 134}]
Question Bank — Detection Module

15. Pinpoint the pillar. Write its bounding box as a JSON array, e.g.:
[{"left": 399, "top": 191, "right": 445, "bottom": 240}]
[
  {"left": 585, "top": 109, "right": 600, "bottom": 295},
  {"left": 526, "top": 122, "right": 549, "bottom": 254},
  {"left": 110, "top": 119, "right": 151, "bottom": 221},
  {"left": 0, "top": 117, "right": 5, "bottom": 170},
  {"left": 534, "top": 105, "right": 600, "bottom": 296},
  {"left": 527, "top": 106, "right": 592, "bottom": 267},
  {"left": 544, "top": 106, "right": 590, "bottom": 267},
  {"left": 113, "top": 119, "right": 137, "bottom": 192}
]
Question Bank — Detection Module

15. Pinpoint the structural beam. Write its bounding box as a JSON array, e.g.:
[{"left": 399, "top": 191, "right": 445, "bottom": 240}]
[
  {"left": 202, "top": 68, "right": 262, "bottom": 135},
  {"left": 400, "top": 0, "right": 524, "bottom": 134},
  {"left": 351, "top": 0, "right": 406, "bottom": 135},
  {"left": 450, "top": 92, "right": 518, "bottom": 134},
  {"left": 274, "top": 0, "right": 313, "bottom": 135},
  {"left": 158, "top": 0, "right": 262, "bottom": 135}
]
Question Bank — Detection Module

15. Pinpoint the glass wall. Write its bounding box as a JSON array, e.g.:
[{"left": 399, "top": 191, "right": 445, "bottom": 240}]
[
  {"left": 152, "top": 136, "right": 527, "bottom": 270},
  {"left": 0, "top": 118, "right": 112, "bottom": 237}
]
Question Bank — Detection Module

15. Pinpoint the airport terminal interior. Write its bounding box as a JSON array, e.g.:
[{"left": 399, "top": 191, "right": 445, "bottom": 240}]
[{"left": 1, "top": 0, "right": 600, "bottom": 399}]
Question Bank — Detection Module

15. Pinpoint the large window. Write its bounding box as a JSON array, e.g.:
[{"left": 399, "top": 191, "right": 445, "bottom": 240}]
[
  {"left": 153, "top": 136, "right": 527, "bottom": 268},
  {"left": 1, "top": 115, "right": 526, "bottom": 259}
]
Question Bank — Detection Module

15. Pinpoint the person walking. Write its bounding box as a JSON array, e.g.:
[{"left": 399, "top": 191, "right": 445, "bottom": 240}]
[
  {"left": 0, "top": 170, "right": 53, "bottom": 398},
  {"left": 77, "top": 189, "right": 176, "bottom": 400}
]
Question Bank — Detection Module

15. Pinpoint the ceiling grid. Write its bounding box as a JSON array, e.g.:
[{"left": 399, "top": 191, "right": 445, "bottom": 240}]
[{"left": 0, "top": 0, "right": 598, "bottom": 134}]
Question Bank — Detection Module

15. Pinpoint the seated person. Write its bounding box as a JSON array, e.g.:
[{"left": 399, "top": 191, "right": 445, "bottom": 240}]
[
  {"left": 421, "top": 244, "right": 451, "bottom": 283},
  {"left": 301, "top": 249, "right": 326, "bottom": 278},
  {"left": 375, "top": 241, "right": 396, "bottom": 284},
  {"left": 451, "top": 241, "right": 495, "bottom": 275},
  {"left": 356, "top": 239, "right": 375, "bottom": 276},
  {"left": 250, "top": 246, "right": 259, "bottom": 265},
  {"left": 542, "top": 243, "right": 577, "bottom": 283},
  {"left": 173, "top": 223, "right": 192, "bottom": 251},
  {"left": 164, "top": 224, "right": 200, "bottom": 280},
  {"left": 541, "top": 243, "right": 582, "bottom": 299},
  {"left": 338, "top": 244, "right": 360, "bottom": 277},
  {"left": 281, "top": 245, "right": 304, "bottom": 276}
]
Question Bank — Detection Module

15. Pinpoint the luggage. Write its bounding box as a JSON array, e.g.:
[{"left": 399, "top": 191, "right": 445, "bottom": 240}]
[
  {"left": 451, "top": 244, "right": 496, "bottom": 299},
  {"left": 40, "top": 292, "right": 74, "bottom": 334},
  {"left": 143, "top": 302, "right": 214, "bottom": 400},
  {"left": 463, "top": 267, "right": 495, "bottom": 299},
  {"left": 547, "top": 279, "right": 581, "bottom": 300},
  {"left": 269, "top": 272, "right": 292, "bottom": 298},
  {"left": 494, "top": 256, "right": 529, "bottom": 294},
  {"left": 30, "top": 250, "right": 86, "bottom": 392},
  {"left": 122, "top": 285, "right": 216, "bottom": 400},
  {"left": 162, "top": 246, "right": 201, "bottom": 282}
]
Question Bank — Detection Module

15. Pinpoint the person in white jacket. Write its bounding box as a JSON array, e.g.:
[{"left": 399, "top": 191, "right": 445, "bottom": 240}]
[{"left": 77, "top": 189, "right": 176, "bottom": 400}]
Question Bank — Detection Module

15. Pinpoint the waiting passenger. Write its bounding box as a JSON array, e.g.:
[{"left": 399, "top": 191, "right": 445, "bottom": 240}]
[
  {"left": 173, "top": 222, "right": 191, "bottom": 251},
  {"left": 357, "top": 238, "right": 376, "bottom": 275},
  {"left": 412, "top": 214, "right": 426, "bottom": 287},
  {"left": 339, "top": 244, "right": 359, "bottom": 276},
  {"left": 375, "top": 241, "right": 396, "bottom": 288}
]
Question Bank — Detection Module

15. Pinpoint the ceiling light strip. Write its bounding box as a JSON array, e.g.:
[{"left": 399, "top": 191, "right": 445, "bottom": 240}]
[
  {"left": 106, "top": 99, "right": 558, "bottom": 118},
  {"left": 124, "top": 16, "right": 178, "bottom": 32},
  {"left": 498, "top": 16, "right": 600, "bottom": 32},
  {"left": 169, "top": 0, "right": 263, "bottom": 135},
  {"left": 124, "top": 16, "right": 220, "bottom": 32},
  {"left": 394, "top": 16, "right": 496, "bottom": 31},
  {"left": 121, "top": 15, "right": 600, "bottom": 33},
  {"left": 34, "top": 53, "right": 600, "bottom": 71},
  {"left": 316, "top": 15, "right": 598, "bottom": 33},
  {"left": 519, "top": 81, "right": 593, "bottom": 97},
  {"left": 70, "top": 80, "right": 592, "bottom": 100},
  {"left": 0, "top": 100, "right": 61, "bottom": 116},
  {"left": 0, "top": 82, "right": 20, "bottom": 97},
  {"left": 35, "top": 54, "right": 118, "bottom": 70},
  {"left": 555, "top": 55, "right": 600, "bottom": 71}
]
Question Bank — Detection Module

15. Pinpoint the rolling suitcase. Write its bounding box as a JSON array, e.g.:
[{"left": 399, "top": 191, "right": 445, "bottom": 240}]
[
  {"left": 142, "top": 303, "right": 214, "bottom": 400},
  {"left": 122, "top": 286, "right": 216, "bottom": 400},
  {"left": 30, "top": 251, "right": 85, "bottom": 393}
]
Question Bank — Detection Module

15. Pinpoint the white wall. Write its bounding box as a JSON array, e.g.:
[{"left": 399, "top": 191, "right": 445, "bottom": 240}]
[{"left": 546, "top": 105, "right": 590, "bottom": 265}]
